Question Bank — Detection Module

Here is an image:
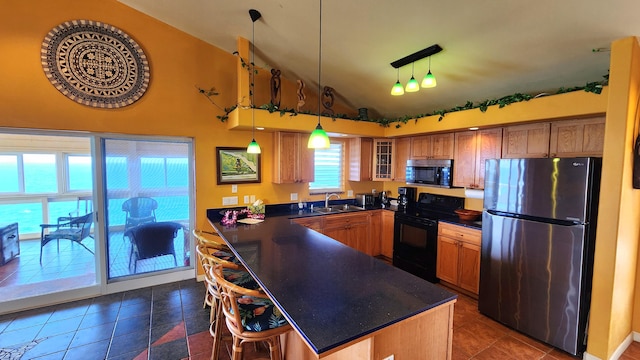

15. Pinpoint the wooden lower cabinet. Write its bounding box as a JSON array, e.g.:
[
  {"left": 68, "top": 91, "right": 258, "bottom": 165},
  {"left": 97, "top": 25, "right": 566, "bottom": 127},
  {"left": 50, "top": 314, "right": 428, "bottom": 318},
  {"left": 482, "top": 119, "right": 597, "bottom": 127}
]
[
  {"left": 436, "top": 222, "right": 481, "bottom": 296},
  {"left": 323, "top": 212, "right": 372, "bottom": 255},
  {"left": 292, "top": 216, "right": 324, "bottom": 232},
  {"left": 282, "top": 298, "right": 455, "bottom": 359},
  {"left": 380, "top": 210, "right": 394, "bottom": 259}
]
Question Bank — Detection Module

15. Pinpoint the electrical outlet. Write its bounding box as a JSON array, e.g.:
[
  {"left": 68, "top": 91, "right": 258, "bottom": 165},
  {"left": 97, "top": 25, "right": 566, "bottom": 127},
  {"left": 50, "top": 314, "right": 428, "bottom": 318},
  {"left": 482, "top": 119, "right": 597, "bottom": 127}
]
[
  {"left": 382, "top": 355, "right": 394, "bottom": 360},
  {"left": 223, "top": 196, "right": 238, "bottom": 205},
  {"left": 290, "top": 193, "right": 298, "bottom": 201},
  {"left": 244, "top": 195, "right": 250, "bottom": 204},
  {"left": 347, "top": 190, "right": 353, "bottom": 197},
  {"left": 231, "top": 185, "right": 238, "bottom": 193},
  {"left": 250, "top": 195, "right": 256, "bottom": 203}
]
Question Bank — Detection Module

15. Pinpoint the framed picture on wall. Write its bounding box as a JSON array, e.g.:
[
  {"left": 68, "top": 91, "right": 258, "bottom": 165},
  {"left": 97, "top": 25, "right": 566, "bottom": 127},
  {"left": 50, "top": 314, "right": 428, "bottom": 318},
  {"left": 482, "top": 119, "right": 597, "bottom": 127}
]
[{"left": 216, "top": 147, "right": 261, "bottom": 184}]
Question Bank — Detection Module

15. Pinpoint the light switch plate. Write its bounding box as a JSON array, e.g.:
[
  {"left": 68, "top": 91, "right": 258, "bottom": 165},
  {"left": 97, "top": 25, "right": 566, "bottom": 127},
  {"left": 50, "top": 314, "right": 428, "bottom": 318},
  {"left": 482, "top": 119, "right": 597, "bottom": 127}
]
[
  {"left": 250, "top": 195, "right": 256, "bottom": 203},
  {"left": 231, "top": 185, "right": 238, "bottom": 193},
  {"left": 290, "top": 193, "right": 298, "bottom": 201},
  {"left": 347, "top": 190, "right": 353, "bottom": 197},
  {"left": 244, "top": 195, "right": 250, "bottom": 204}
]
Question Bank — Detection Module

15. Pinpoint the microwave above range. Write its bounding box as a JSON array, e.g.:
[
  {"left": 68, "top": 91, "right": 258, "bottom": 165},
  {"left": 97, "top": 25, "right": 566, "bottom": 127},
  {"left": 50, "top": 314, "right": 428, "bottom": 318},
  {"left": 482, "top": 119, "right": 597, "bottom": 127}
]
[{"left": 406, "top": 159, "right": 454, "bottom": 188}]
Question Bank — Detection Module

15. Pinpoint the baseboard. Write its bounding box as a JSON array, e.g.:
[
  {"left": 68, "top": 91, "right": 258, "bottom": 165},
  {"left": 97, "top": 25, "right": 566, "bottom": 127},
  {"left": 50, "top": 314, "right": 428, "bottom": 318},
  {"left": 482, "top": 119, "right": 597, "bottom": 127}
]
[{"left": 583, "top": 332, "right": 635, "bottom": 360}]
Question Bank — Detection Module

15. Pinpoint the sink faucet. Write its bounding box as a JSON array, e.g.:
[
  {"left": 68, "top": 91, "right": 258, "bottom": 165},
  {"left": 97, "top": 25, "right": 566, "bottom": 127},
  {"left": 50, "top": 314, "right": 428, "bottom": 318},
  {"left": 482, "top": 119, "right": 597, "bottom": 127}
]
[{"left": 325, "top": 193, "right": 340, "bottom": 208}]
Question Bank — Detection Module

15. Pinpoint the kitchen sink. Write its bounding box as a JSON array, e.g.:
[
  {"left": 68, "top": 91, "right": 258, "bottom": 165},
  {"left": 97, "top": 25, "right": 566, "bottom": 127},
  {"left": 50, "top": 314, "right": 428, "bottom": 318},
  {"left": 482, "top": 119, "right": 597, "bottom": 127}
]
[{"left": 312, "top": 205, "right": 365, "bottom": 214}]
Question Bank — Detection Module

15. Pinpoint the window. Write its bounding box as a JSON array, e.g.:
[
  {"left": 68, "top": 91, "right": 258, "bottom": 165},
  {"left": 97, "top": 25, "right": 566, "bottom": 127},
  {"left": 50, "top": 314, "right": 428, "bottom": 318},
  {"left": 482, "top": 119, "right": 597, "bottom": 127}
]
[
  {"left": 309, "top": 142, "right": 343, "bottom": 193},
  {"left": 0, "top": 153, "right": 57, "bottom": 194}
]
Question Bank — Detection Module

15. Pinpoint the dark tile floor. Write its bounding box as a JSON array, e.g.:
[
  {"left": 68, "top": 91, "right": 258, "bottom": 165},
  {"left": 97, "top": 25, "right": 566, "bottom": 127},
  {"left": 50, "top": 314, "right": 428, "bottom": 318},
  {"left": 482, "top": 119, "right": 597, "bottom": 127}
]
[{"left": 0, "top": 278, "right": 637, "bottom": 360}]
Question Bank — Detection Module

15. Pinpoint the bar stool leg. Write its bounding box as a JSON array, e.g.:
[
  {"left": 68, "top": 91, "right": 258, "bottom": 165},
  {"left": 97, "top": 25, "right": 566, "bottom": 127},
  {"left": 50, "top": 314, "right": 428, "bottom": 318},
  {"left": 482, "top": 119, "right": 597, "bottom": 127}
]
[
  {"left": 231, "top": 336, "right": 243, "bottom": 360},
  {"left": 210, "top": 299, "right": 223, "bottom": 360},
  {"left": 268, "top": 336, "right": 283, "bottom": 360}
]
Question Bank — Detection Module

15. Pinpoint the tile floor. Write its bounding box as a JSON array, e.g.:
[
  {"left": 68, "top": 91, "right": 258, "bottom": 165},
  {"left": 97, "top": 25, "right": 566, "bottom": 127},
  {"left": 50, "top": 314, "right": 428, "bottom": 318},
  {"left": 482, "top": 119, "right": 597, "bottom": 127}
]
[{"left": 0, "top": 278, "right": 638, "bottom": 359}]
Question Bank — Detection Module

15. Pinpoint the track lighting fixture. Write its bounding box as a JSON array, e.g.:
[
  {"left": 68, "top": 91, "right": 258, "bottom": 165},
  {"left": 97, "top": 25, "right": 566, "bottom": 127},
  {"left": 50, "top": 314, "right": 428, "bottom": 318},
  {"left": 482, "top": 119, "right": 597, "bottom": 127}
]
[{"left": 389, "top": 44, "right": 442, "bottom": 96}]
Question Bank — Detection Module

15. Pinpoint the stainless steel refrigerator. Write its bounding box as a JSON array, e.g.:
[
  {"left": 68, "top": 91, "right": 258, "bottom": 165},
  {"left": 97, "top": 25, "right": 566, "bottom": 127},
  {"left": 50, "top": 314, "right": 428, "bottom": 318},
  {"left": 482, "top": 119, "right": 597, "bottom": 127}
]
[{"left": 479, "top": 157, "right": 602, "bottom": 356}]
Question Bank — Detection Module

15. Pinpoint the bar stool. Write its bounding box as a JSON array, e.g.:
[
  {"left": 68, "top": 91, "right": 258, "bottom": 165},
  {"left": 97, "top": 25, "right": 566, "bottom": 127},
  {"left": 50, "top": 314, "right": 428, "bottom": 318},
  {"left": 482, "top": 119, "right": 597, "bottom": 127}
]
[
  {"left": 193, "top": 229, "right": 238, "bottom": 313},
  {"left": 211, "top": 264, "right": 291, "bottom": 360},
  {"left": 196, "top": 243, "right": 259, "bottom": 359}
]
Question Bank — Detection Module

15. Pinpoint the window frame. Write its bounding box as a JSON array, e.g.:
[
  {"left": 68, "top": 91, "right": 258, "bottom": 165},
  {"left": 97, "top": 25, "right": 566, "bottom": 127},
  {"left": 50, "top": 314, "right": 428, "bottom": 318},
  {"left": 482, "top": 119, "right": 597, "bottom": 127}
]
[{"left": 309, "top": 140, "right": 345, "bottom": 194}]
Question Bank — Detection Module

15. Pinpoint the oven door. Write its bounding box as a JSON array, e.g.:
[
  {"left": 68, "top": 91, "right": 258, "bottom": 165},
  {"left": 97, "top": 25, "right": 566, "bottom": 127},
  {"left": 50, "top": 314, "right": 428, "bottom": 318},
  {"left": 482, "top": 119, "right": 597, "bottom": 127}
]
[{"left": 392, "top": 214, "right": 439, "bottom": 283}]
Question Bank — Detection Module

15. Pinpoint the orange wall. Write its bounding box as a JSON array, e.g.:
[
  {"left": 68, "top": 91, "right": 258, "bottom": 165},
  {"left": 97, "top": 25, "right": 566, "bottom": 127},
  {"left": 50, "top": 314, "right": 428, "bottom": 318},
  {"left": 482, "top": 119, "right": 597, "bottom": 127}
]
[
  {"left": 1, "top": 1, "right": 638, "bottom": 357},
  {"left": 587, "top": 36, "right": 640, "bottom": 359}
]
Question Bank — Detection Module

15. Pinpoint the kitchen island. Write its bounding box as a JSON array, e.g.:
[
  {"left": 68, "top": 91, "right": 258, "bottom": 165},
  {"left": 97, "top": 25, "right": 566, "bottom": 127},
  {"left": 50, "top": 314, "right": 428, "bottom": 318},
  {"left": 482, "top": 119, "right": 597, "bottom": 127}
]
[{"left": 208, "top": 211, "right": 457, "bottom": 359}]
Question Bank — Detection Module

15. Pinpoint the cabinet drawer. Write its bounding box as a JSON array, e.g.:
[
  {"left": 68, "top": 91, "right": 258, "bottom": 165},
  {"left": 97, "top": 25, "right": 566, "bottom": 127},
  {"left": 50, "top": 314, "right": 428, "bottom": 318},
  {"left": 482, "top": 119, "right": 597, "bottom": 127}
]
[
  {"left": 293, "top": 217, "right": 324, "bottom": 231},
  {"left": 438, "top": 222, "right": 481, "bottom": 245},
  {"left": 324, "top": 213, "right": 370, "bottom": 228}
]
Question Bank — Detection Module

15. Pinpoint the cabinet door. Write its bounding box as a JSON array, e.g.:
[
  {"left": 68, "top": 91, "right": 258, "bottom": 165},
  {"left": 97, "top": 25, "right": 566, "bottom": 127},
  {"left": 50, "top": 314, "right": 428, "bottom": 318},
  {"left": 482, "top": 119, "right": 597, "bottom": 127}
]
[
  {"left": 458, "top": 242, "right": 481, "bottom": 294},
  {"left": 549, "top": 116, "right": 605, "bottom": 157},
  {"left": 380, "top": 210, "right": 395, "bottom": 258},
  {"left": 502, "top": 123, "right": 551, "bottom": 158},
  {"left": 394, "top": 137, "right": 411, "bottom": 182},
  {"left": 273, "top": 132, "right": 315, "bottom": 183},
  {"left": 411, "top": 136, "right": 432, "bottom": 158},
  {"left": 431, "top": 133, "right": 455, "bottom": 159},
  {"left": 274, "top": 132, "right": 298, "bottom": 183},
  {"left": 373, "top": 139, "right": 395, "bottom": 181},
  {"left": 349, "top": 137, "right": 373, "bottom": 181},
  {"left": 369, "top": 210, "right": 382, "bottom": 256},
  {"left": 453, "top": 131, "right": 477, "bottom": 188},
  {"left": 436, "top": 236, "right": 459, "bottom": 285},
  {"left": 322, "top": 226, "right": 351, "bottom": 247},
  {"left": 475, "top": 128, "right": 502, "bottom": 189},
  {"left": 298, "top": 138, "right": 316, "bottom": 183},
  {"left": 351, "top": 222, "right": 372, "bottom": 255}
]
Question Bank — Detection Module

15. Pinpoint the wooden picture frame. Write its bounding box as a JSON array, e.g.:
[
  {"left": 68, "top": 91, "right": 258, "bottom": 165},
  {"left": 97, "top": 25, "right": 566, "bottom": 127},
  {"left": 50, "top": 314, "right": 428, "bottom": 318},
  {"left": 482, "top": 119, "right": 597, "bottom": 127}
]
[{"left": 216, "top": 147, "right": 261, "bottom": 184}]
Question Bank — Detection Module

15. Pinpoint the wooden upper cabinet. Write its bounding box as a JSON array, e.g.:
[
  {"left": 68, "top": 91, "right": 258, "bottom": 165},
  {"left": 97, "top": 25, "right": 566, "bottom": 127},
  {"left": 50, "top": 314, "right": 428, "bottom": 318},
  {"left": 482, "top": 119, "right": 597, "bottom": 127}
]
[
  {"left": 549, "top": 116, "right": 605, "bottom": 158},
  {"left": 411, "top": 133, "right": 454, "bottom": 159},
  {"left": 393, "top": 137, "right": 411, "bottom": 182},
  {"left": 273, "top": 132, "right": 315, "bottom": 184},
  {"left": 373, "top": 139, "right": 395, "bottom": 181},
  {"left": 453, "top": 129, "right": 502, "bottom": 189},
  {"left": 502, "top": 123, "right": 551, "bottom": 158},
  {"left": 349, "top": 137, "right": 373, "bottom": 181}
]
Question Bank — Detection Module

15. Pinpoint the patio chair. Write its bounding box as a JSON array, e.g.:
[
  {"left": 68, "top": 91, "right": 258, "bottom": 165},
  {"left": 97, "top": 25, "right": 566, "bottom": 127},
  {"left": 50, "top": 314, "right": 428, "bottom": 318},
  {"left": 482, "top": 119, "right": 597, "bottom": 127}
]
[
  {"left": 39, "top": 212, "right": 94, "bottom": 264},
  {"left": 124, "top": 221, "right": 182, "bottom": 273},
  {"left": 122, "top": 196, "right": 158, "bottom": 232}
]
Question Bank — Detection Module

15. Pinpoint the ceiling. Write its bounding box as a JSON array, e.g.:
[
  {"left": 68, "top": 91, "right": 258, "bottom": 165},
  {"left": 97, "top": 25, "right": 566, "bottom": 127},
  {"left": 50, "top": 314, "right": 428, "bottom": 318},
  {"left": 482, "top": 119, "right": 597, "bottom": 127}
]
[{"left": 118, "top": 0, "right": 639, "bottom": 119}]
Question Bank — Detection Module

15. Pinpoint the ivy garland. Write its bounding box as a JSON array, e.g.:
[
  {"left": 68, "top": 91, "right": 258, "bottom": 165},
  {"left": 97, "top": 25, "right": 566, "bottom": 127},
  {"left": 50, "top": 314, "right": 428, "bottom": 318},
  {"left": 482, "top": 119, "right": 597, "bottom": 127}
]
[{"left": 198, "top": 71, "right": 608, "bottom": 129}]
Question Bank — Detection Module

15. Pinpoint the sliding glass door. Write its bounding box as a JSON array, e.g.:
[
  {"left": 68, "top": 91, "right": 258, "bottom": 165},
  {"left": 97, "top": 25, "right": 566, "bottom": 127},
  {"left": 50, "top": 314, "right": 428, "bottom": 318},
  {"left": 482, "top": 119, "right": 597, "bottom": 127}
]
[
  {"left": 102, "top": 138, "right": 192, "bottom": 280},
  {"left": 0, "top": 131, "right": 195, "bottom": 313}
]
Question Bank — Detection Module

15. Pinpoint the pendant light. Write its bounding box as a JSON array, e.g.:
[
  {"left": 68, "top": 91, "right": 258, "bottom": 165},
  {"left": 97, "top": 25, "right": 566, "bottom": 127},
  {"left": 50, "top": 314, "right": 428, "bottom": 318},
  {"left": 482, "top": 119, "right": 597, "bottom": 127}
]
[
  {"left": 421, "top": 56, "right": 437, "bottom": 88},
  {"left": 390, "top": 68, "right": 404, "bottom": 96},
  {"left": 308, "top": 0, "right": 331, "bottom": 149},
  {"left": 246, "top": 9, "right": 262, "bottom": 154},
  {"left": 405, "top": 62, "right": 420, "bottom": 93}
]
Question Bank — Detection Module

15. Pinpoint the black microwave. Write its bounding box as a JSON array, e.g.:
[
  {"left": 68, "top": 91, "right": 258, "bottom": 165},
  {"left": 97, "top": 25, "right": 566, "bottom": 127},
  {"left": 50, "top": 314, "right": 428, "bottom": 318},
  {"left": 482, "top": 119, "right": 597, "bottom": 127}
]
[{"left": 406, "top": 159, "right": 454, "bottom": 188}]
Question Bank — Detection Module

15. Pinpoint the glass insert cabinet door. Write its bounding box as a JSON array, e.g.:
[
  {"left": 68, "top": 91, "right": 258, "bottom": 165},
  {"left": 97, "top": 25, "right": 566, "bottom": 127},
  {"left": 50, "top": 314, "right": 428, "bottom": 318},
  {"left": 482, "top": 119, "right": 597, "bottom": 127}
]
[
  {"left": 373, "top": 139, "right": 395, "bottom": 181},
  {"left": 103, "top": 138, "right": 193, "bottom": 280}
]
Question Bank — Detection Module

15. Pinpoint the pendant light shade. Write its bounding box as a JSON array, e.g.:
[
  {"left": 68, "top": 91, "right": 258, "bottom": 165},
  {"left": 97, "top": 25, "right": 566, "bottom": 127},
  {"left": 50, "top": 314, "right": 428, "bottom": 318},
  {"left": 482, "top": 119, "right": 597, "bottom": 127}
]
[
  {"left": 405, "top": 76, "right": 420, "bottom": 92},
  {"left": 391, "top": 68, "right": 404, "bottom": 96},
  {"left": 308, "top": 123, "right": 331, "bottom": 148},
  {"left": 421, "top": 56, "right": 437, "bottom": 88},
  {"left": 308, "top": 0, "right": 330, "bottom": 149},
  {"left": 405, "top": 62, "right": 420, "bottom": 92},
  {"left": 247, "top": 139, "right": 261, "bottom": 153},
  {"left": 246, "top": 9, "right": 262, "bottom": 154}
]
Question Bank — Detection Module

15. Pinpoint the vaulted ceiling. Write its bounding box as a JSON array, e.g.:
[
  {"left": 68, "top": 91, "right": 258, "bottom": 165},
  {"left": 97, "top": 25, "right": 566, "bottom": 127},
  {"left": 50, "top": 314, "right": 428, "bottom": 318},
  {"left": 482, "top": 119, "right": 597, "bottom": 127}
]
[{"left": 118, "top": 0, "right": 639, "bottom": 119}]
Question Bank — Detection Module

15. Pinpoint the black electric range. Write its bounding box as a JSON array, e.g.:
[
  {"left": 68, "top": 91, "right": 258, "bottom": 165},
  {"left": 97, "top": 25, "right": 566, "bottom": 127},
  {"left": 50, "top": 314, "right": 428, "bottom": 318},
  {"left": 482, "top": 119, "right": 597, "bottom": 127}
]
[{"left": 393, "top": 193, "right": 465, "bottom": 283}]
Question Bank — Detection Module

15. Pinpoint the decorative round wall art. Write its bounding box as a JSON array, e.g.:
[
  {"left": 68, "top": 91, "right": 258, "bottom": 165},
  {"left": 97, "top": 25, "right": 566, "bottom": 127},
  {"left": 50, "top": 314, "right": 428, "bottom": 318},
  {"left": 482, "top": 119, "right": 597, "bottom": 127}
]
[{"left": 41, "top": 20, "right": 150, "bottom": 108}]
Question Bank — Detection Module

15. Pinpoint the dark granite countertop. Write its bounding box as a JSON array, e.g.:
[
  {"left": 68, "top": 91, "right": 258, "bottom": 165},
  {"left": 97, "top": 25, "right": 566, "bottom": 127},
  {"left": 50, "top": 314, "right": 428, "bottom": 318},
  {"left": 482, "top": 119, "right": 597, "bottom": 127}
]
[{"left": 208, "top": 212, "right": 457, "bottom": 355}]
